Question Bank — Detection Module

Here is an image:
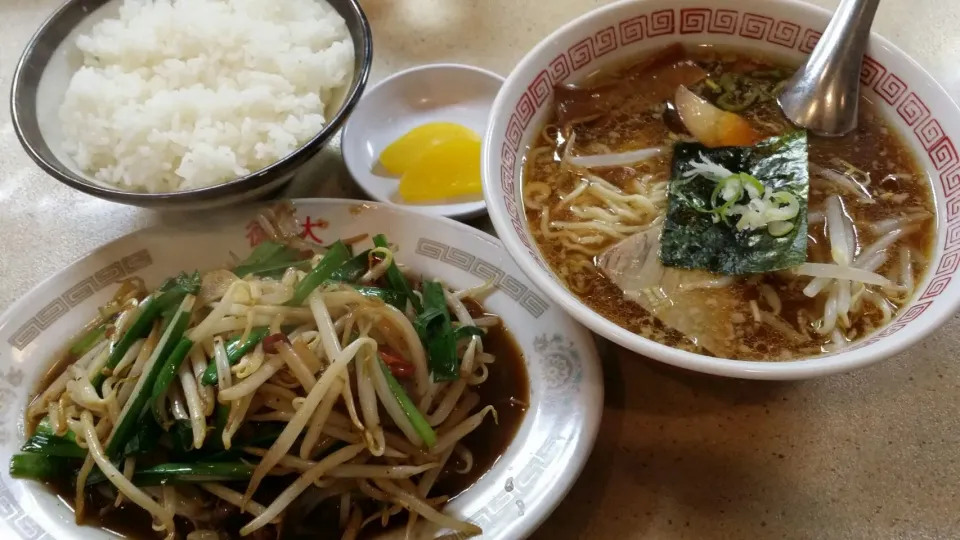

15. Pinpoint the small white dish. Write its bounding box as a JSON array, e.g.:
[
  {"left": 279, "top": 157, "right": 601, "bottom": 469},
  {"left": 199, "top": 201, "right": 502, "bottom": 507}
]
[{"left": 342, "top": 64, "right": 503, "bottom": 220}]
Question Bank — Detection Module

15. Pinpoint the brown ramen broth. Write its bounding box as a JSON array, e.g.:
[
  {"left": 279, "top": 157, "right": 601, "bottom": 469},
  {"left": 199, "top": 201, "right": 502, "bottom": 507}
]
[{"left": 523, "top": 44, "right": 936, "bottom": 360}]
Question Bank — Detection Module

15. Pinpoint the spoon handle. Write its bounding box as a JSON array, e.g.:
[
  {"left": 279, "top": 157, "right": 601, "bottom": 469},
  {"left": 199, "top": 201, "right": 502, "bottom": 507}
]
[{"left": 778, "top": 0, "right": 881, "bottom": 136}]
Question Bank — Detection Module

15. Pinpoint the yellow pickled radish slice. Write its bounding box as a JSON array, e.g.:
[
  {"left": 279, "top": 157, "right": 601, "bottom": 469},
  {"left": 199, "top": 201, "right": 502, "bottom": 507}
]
[
  {"left": 379, "top": 122, "right": 480, "bottom": 175},
  {"left": 398, "top": 138, "right": 482, "bottom": 202}
]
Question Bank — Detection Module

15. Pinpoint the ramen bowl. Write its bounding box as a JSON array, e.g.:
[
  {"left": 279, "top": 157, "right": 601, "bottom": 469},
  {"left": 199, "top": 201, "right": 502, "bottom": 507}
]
[{"left": 482, "top": 0, "right": 960, "bottom": 379}]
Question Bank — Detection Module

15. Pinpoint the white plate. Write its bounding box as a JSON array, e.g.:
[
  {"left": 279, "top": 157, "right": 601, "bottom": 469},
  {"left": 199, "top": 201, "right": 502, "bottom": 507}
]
[
  {"left": 342, "top": 64, "right": 502, "bottom": 220},
  {"left": 0, "top": 199, "right": 602, "bottom": 540}
]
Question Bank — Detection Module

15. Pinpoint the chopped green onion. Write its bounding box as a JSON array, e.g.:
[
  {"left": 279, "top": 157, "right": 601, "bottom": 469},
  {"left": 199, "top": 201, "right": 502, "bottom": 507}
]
[
  {"left": 739, "top": 173, "right": 765, "bottom": 199},
  {"left": 70, "top": 323, "right": 107, "bottom": 357},
  {"left": 452, "top": 325, "right": 485, "bottom": 341},
  {"left": 237, "top": 241, "right": 287, "bottom": 267},
  {"left": 233, "top": 240, "right": 312, "bottom": 279},
  {"left": 768, "top": 221, "right": 795, "bottom": 237},
  {"left": 35, "top": 416, "right": 76, "bottom": 442},
  {"left": 768, "top": 191, "right": 800, "bottom": 221},
  {"left": 716, "top": 91, "right": 757, "bottom": 112},
  {"left": 89, "top": 296, "right": 155, "bottom": 391},
  {"left": 200, "top": 327, "right": 269, "bottom": 386},
  {"left": 20, "top": 433, "right": 86, "bottom": 459},
  {"left": 10, "top": 454, "right": 77, "bottom": 481},
  {"left": 730, "top": 189, "right": 799, "bottom": 232},
  {"left": 87, "top": 462, "right": 253, "bottom": 487},
  {"left": 91, "top": 271, "right": 200, "bottom": 392},
  {"left": 329, "top": 249, "right": 373, "bottom": 283},
  {"left": 105, "top": 295, "right": 195, "bottom": 461},
  {"left": 710, "top": 176, "right": 743, "bottom": 222},
  {"left": 170, "top": 420, "right": 196, "bottom": 454},
  {"left": 123, "top": 416, "right": 162, "bottom": 457},
  {"left": 372, "top": 234, "right": 422, "bottom": 313},
  {"left": 414, "top": 281, "right": 459, "bottom": 381},
  {"left": 201, "top": 421, "right": 282, "bottom": 461},
  {"left": 378, "top": 357, "right": 437, "bottom": 447},
  {"left": 287, "top": 241, "right": 351, "bottom": 306},
  {"left": 330, "top": 283, "right": 406, "bottom": 310},
  {"left": 150, "top": 337, "right": 195, "bottom": 423},
  {"left": 202, "top": 402, "right": 232, "bottom": 455}
]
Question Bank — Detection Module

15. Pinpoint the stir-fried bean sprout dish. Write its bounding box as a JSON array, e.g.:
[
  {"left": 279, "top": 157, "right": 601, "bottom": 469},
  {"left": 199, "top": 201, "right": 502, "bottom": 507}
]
[{"left": 11, "top": 203, "right": 528, "bottom": 539}]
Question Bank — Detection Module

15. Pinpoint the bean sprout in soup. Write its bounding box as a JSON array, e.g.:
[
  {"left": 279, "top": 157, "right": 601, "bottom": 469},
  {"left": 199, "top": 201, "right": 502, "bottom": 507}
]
[{"left": 522, "top": 44, "right": 936, "bottom": 361}]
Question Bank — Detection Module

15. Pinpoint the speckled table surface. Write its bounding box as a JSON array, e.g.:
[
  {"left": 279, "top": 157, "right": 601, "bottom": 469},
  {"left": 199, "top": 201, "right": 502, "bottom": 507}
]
[{"left": 2, "top": 0, "right": 960, "bottom": 539}]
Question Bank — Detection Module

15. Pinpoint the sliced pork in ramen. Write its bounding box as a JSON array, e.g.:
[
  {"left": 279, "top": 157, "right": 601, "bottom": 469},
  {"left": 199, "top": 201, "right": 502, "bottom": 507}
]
[{"left": 596, "top": 226, "right": 743, "bottom": 358}]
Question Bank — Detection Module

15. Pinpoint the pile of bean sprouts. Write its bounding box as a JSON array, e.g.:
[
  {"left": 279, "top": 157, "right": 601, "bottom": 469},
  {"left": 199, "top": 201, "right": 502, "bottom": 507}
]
[{"left": 23, "top": 203, "right": 505, "bottom": 539}]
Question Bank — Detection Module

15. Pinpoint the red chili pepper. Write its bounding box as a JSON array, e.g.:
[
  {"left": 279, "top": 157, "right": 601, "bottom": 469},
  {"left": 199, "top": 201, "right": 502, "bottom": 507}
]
[
  {"left": 262, "top": 333, "right": 290, "bottom": 354},
  {"left": 379, "top": 347, "right": 415, "bottom": 378}
]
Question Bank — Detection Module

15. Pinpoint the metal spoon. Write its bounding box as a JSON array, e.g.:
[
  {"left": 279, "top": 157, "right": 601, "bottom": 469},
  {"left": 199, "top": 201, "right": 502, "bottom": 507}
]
[{"left": 778, "top": 0, "right": 881, "bottom": 137}]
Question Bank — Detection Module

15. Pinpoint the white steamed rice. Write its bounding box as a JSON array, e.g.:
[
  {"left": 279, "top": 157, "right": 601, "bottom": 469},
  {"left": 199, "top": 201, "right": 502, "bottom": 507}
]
[{"left": 60, "top": 0, "right": 354, "bottom": 193}]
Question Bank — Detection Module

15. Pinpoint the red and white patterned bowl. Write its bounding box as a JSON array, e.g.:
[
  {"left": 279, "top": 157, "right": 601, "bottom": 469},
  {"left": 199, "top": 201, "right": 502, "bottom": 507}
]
[{"left": 482, "top": 0, "right": 960, "bottom": 379}]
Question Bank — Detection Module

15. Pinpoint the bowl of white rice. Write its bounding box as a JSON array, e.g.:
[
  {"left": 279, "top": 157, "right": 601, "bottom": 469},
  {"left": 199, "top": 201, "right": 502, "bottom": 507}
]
[{"left": 11, "top": 0, "right": 372, "bottom": 210}]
